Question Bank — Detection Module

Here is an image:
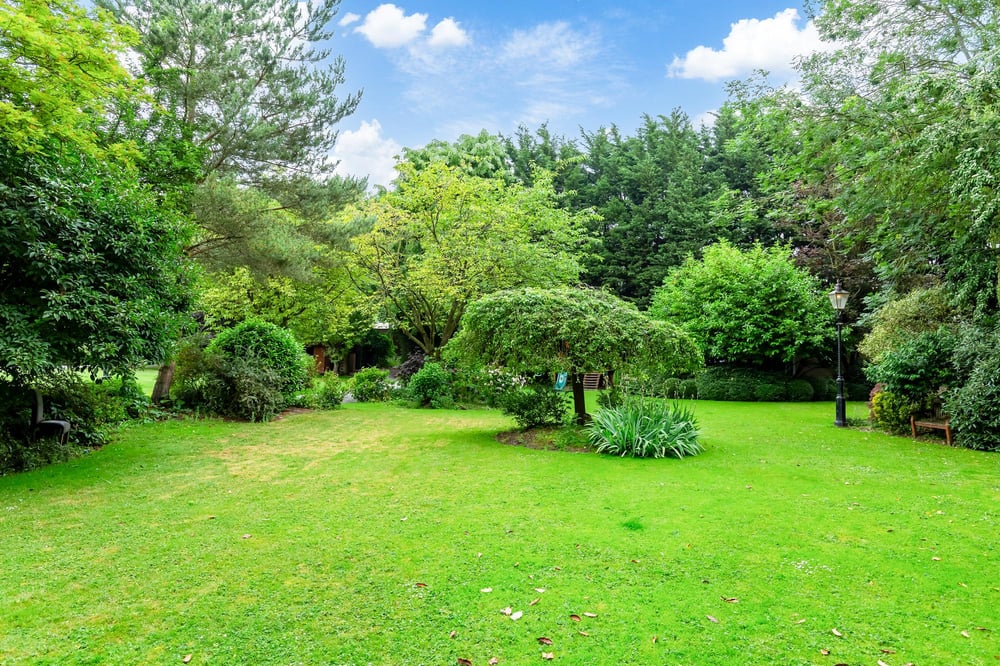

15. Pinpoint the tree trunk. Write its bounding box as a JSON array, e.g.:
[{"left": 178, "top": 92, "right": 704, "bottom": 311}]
[
  {"left": 150, "top": 361, "right": 175, "bottom": 404},
  {"left": 572, "top": 373, "right": 589, "bottom": 425}
]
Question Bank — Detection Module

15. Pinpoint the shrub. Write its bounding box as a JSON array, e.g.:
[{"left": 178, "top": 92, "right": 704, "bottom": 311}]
[
  {"left": 313, "top": 375, "right": 347, "bottom": 410},
  {"left": 219, "top": 359, "right": 284, "bottom": 422},
  {"left": 858, "top": 286, "right": 954, "bottom": 363},
  {"left": 596, "top": 384, "right": 625, "bottom": 409},
  {"left": 351, "top": 367, "right": 391, "bottom": 402},
  {"left": 786, "top": 379, "right": 815, "bottom": 402},
  {"left": 499, "top": 383, "right": 570, "bottom": 429},
  {"left": 407, "top": 362, "right": 454, "bottom": 408},
  {"left": 696, "top": 367, "right": 758, "bottom": 401},
  {"left": 679, "top": 379, "right": 699, "bottom": 399},
  {"left": 945, "top": 330, "right": 1000, "bottom": 451},
  {"left": 396, "top": 352, "right": 427, "bottom": 384},
  {"left": 206, "top": 321, "right": 308, "bottom": 402},
  {"left": 870, "top": 388, "right": 918, "bottom": 434},
  {"left": 865, "top": 327, "right": 956, "bottom": 402},
  {"left": 587, "top": 398, "right": 702, "bottom": 459},
  {"left": 661, "top": 378, "right": 681, "bottom": 399},
  {"left": 753, "top": 380, "right": 787, "bottom": 402}
]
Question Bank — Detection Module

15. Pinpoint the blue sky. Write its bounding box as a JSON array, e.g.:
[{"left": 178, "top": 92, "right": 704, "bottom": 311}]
[{"left": 326, "top": 1, "right": 826, "bottom": 187}]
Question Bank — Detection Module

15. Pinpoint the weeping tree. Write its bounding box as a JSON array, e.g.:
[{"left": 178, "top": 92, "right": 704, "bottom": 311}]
[{"left": 446, "top": 287, "right": 702, "bottom": 425}]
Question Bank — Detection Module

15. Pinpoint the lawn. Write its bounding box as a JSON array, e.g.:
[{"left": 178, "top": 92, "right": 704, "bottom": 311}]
[{"left": 0, "top": 400, "right": 996, "bottom": 665}]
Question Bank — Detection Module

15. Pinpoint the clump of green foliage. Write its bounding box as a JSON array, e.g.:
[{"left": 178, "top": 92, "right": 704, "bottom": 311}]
[
  {"left": 350, "top": 368, "right": 391, "bottom": 402},
  {"left": 406, "top": 362, "right": 454, "bottom": 408},
  {"left": 311, "top": 375, "right": 347, "bottom": 410},
  {"left": 858, "top": 286, "right": 954, "bottom": 363},
  {"left": 869, "top": 387, "right": 919, "bottom": 434},
  {"left": 498, "top": 382, "right": 570, "bottom": 429},
  {"left": 865, "top": 328, "right": 956, "bottom": 403},
  {"left": 945, "top": 324, "right": 1000, "bottom": 450},
  {"left": 587, "top": 398, "right": 701, "bottom": 459},
  {"left": 651, "top": 241, "right": 831, "bottom": 368},
  {"left": 173, "top": 322, "right": 309, "bottom": 421}
]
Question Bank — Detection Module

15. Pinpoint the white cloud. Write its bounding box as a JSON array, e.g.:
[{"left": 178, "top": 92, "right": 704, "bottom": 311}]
[
  {"left": 668, "top": 9, "right": 828, "bottom": 81},
  {"left": 333, "top": 120, "right": 402, "bottom": 190},
  {"left": 428, "top": 18, "right": 469, "bottom": 48},
  {"left": 502, "top": 21, "right": 596, "bottom": 69},
  {"left": 355, "top": 4, "right": 428, "bottom": 49},
  {"left": 338, "top": 12, "right": 360, "bottom": 27}
]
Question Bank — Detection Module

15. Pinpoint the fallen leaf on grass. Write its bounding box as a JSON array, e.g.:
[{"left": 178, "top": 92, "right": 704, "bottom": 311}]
[
  {"left": 457, "top": 659, "right": 472, "bottom": 666},
  {"left": 481, "top": 588, "right": 493, "bottom": 593},
  {"left": 578, "top": 631, "right": 589, "bottom": 637},
  {"left": 583, "top": 612, "right": 597, "bottom": 618},
  {"left": 241, "top": 534, "right": 252, "bottom": 539},
  {"left": 795, "top": 619, "right": 807, "bottom": 625},
  {"left": 961, "top": 630, "right": 970, "bottom": 638},
  {"left": 529, "top": 598, "right": 540, "bottom": 606},
  {"left": 878, "top": 660, "right": 890, "bottom": 666},
  {"left": 449, "top": 631, "right": 456, "bottom": 639},
  {"left": 489, "top": 659, "right": 499, "bottom": 666},
  {"left": 511, "top": 611, "right": 523, "bottom": 621},
  {"left": 819, "top": 649, "right": 830, "bottom": 655},
  {"left": 534, "top": 588, "right": 546, "bottom": 593},
  {"left": 707, "top": 615, "right": 719, "bottom": 623},
  {"left": 721, "top": 596, "right": 739, "bottom": 603},
  {"left": 500, "top": 607, "right": 512, "bottom": 616},
  {"left": 881, "top": 649, "right": 897, "bottom": 654},
  {"left": 541, "top": 653, "right": 554, "bottom": 660},
  {"left": 538, "top": 637, "right": 553, "bottom": 645},
  {"left": 570, "top": 614, "right": 581, "bottom": 622},
  {"left": 415, "top": 582, "right": 428, "bottom": 588},
  {"left": 831, "top": 628, "right": 843, "bottom": 637},
  {"left": 932, "top": 557, "right": 942, "bottom": 561},
  {"left": 651, "top": 636, "right": 657, "bottom": 643},
  {"left": 182, "top": 656, "right": 192, "bottom": 664}
]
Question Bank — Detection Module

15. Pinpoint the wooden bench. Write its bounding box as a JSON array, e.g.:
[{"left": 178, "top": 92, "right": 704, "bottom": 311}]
[{"left": 910, "top": 414, "right": 952, "bottom": 446}]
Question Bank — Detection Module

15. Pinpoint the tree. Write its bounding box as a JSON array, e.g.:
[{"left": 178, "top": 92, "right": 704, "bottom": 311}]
[
  {"left": 0, "top": 138, "right": 193, "bottom": 385},
  {"left": 98, "top": 0, "right": 360, "bottom": 185},
  {"left": 0, "top": 0, "right": 140, "bottom": 160},
  {"left": 347, "top": 161, "right": 594, "bottom": 356},
  {"left": 650, "top": 241, "right": 832, "bottom": 370},
  {"left": 446, "top": 287, "right": 702, "bottom": 424},
  {"left": 574, "top": 112, "right": 719, "bottom": 306}
]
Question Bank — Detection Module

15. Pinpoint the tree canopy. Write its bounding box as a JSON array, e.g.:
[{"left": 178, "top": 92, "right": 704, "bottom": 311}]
[
  {"left": 651, "top": 241, "right": 833, "bottom": 369},
  {"left": 0, "top": 138, "right": 193, "bottom": 384},
  {"left": 448, "top": 287, "right": 701, "bottom": 423},
  {"left": 348, "top": 161, "right": 594, "bottom": 356}
]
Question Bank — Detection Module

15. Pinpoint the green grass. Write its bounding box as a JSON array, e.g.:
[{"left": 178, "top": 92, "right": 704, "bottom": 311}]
[{"left": 0, "top": 400, "right": 997, "bottom": 665}]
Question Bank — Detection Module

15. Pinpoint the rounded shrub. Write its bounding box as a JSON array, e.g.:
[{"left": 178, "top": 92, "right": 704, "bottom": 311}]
[
  {"left": 806, "top": 376, "right": 837, "bottom": 401},
  {"left": 870, "top": 388, "right": 917, "bottom": 434},
  {"left": 313, "top": 375, "right": 347, "bottom": 410},
  {"left": 206, "top": 321, "right": 308, "bottom": 402},
  {"left": 753, "top": 380, "right": 787, "bottom": 402},
  {"left": 786, "top": 379, "right": 815, "bottom": 402},
  {"left": 350, "top": 367, "right": 391, "bottom": 402},
  {"left": 587, "top": 398, "right": 702, "bottom": 459},
  {"left": 407, "top": 362, "right": 454, "bottom": 408},
  {"left": 499, "top": 383, "right": 570, "bottom": 429},
  {"left": 661, "top": 377, "right": 681, "bottom": 399},
  {"left": 697, "top": 367, "right": 757, "bottom": 401},
  {"left": 679, "top": 378, "right": 699, "bottom": 399}
]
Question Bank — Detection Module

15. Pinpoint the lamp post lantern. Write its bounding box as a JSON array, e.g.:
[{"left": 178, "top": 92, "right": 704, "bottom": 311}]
[{"left": 828, "top": 282, "right": 850, "bottom": 427}]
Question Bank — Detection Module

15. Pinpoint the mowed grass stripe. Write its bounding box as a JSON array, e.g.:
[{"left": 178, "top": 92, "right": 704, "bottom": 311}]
[{"left": 0, "top": 401, "right": 996, "bottom": 665}]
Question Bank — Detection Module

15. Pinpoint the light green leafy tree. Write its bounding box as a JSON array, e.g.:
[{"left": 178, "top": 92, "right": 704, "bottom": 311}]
[
  {"left": 348, "top": 161, "right": 595, "bottom": 356},
  {"left": 0, "top": 0, "right": 141, "bottom": 160},
  {"left": 651, "top": 241, "right": 833, "bottom": 370}
]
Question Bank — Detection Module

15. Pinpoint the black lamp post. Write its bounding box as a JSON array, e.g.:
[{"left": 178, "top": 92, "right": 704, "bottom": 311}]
[{"left": 828, "top": 282, "right": 850, "bottom": 427}]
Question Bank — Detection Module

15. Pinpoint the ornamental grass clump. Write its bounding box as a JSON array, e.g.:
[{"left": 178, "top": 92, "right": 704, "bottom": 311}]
[{"left": 587, "top": 397, "right": 702, "bottom": 459}]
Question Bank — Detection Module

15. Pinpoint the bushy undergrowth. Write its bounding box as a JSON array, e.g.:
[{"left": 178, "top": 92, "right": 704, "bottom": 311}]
[
  {"left": 587, "top": 397, "right": 702, "bottom": 459},
  {"left": 945, "top": 326, "right": 1000, "bottom": 450},
  {"left": 173, "top": 322, "right": 309, "bottom": 421},
  {"left": 0, "top": 372, "right": 150, "bottom": 474},
  {"left": 312, "top": 375, "right": 348, "bottom": 410},
  {"left": 499, "top": 382, "right": 570, "bottom": 429},
  {"left": 350, "top": 367, "right": 391, "bottom": 402},
  {"left": 869, "top": 387, "right": 919, "bottom": 434},
  {"left": 406, "top": 362, "right": 454, "bottom": 408}
]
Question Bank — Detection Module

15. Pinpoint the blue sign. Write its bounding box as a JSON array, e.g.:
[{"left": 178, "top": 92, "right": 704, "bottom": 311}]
[{"left": 554, "top": 372, "right": 568, "bottom": 390}]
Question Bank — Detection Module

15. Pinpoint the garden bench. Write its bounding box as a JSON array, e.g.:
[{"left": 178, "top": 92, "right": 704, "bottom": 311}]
[
  {"left": 32, "top": 389, "right": 71, "bottom": 445},
  {"left": 910, "top": 414, "right": 951, "bottom": 446}
]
